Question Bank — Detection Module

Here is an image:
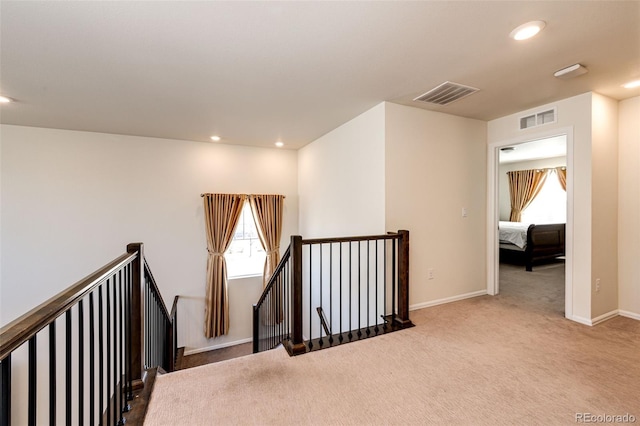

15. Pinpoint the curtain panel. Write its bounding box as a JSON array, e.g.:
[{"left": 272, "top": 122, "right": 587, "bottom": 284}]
[
  {"left": 556, "top": 167, "right": 567, "bottom": 191},
  {"left": 507, "top": 169, "right": 549, "bottom": 222},
  {"left": 202, "top": 193, "right": 246, "bottom": 338},
  {"left": 249, "top": 194, "right": 285, "bottom": 287}
]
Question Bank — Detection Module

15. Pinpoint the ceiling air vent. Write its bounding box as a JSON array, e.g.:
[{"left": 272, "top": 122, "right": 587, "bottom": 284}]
[{"left": 413, "top": 81, "right": 479, "bottom": 106}]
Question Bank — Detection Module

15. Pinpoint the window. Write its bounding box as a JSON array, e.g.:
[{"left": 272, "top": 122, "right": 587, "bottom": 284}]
[
  {"left": 521, "top": 172, "right": 566, "bottom": 224},
  {"left": 225, "top": 203, "right": 265, "bottom": 278}
]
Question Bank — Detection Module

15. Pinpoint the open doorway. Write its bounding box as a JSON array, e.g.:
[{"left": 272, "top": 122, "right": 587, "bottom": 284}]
[
  {"left": 487, "top": 128, "right": 574, "bottom": 319},
  {"left": 497, "top": 136, "right": 567, "bottom": 315}
]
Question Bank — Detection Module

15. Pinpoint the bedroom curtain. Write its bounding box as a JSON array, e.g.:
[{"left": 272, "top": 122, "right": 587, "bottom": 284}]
[
  {"left": 556, "top": 167, "right": 567, "bottom": 191},
  {"left": 202, "top": 193, "right": 246, "bottom": 338},
  {"left": 248, "top": 194, "right": 284, "bottom": 287},
  {"left": 507, "top": 169, "right": 548, "bottom": 222}
]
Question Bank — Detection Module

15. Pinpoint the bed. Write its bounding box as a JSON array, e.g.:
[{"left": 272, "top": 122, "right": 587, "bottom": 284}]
[{"left": 499, "top": 221, "right": 565, "bottom": 271}]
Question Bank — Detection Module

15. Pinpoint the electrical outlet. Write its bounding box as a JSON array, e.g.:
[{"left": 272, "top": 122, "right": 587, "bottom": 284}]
[
  {"left": 595, "top": 278, "right": 601, "bottom": 293},
  {"left": 428, "top": 268, "right": 434, "bottom": 280}
]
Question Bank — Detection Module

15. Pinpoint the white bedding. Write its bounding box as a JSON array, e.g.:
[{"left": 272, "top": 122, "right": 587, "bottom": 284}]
[{"left": 498, "top": 221, "right": 529, "bottom": 249}]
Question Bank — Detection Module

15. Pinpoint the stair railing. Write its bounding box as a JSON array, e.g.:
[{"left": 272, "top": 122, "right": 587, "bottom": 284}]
[
  {"left": 252, "top": 246, "right": 291, "bottom": 353},
  {"left": 0, "top": 242, "right": 176, "bottom": 426},
  {"left": 253, "top": 230, "right": 412, "bottom": 356}
]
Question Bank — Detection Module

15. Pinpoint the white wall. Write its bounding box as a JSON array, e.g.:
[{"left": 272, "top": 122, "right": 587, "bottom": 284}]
[
  {"left": 499, "top": 156, "right": 566, "bottom": 221},
  {"left": 488, "top": 92, "right": 593, "bottom": 321},
  {"left": 590, "top": 94, "right": 619, "bottom": 318},
  {"left": 0, "top": 125, "right": 298, "bottom": 353},
  {"left": 385, "top": 103, "right": 487, "bottom": 306},
  {"left": 298, "top": 103, "right": 386, "bottom": 237},
  {"left": 618, "top": 96, "right": 640, "bottom": 318}
]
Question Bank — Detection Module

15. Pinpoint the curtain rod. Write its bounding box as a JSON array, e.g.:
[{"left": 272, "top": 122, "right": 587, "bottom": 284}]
[
  {"left": 507, "top": 166, "right": 566, "bottom": 174},
  {"left": 200, "top": 193, "right": 286, "bottom": 198}
]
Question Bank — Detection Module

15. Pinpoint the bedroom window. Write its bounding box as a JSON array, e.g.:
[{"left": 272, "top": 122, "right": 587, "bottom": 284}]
[
  {"left": 521, "top": 172, "right": 566, "bottom": 224},
  {"left": 225, "top": 203, "right": 265, "bottom": 278}
]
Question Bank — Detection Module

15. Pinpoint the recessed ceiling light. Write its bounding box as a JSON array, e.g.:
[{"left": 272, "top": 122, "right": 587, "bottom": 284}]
[
  {"left": 623, "top": 80, "right": 640, "bottom": 89},
  {"left": 210, "top": 135, "right": 221, "bottom": 142},
  {"left": 510, "top": 21, "right": 546, "bottom": 41},
  {"left": 275, "top": 141, "right": 284, "bottom": 148},
  {"left": 0, "top": 96, "right": 13, "bottom": 103}
]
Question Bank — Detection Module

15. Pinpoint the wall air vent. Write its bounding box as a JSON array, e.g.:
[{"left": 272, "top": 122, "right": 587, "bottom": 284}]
[
  {"left": 413, "top": 81, "right": 480, "bottom": 106},
  {"left": 519, "top": 107, "right": 556, "bottom": 130}
]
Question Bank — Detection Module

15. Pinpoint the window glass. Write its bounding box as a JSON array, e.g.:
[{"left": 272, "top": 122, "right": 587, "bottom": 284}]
[
  {"left": 521, "top": 172, "right": 566, "bottom": 224},
  {"left": 225, "top": 203, "right": 265, "bottom": 278}
]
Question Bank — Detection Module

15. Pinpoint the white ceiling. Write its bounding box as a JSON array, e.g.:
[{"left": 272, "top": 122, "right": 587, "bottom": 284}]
[
  {"left": 1, "top": 1, "right": 639, "bottom": 150},
  {"left": 499, "top": 135, "right": 566, "bottom": 164}
]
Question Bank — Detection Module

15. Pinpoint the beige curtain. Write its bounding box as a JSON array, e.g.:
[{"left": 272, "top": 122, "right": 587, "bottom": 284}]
[
  {"left": 248, "top": 194, "right": 284, "bottom": 287},
  {"left": 507, "top": 169, "right": 548, "bottom": 222},
  {"left": 556, "top": 167, "right": 567, "bottom": 191},
  {"left": 203, "top": 193, "right": 246, "bottom": 338}
]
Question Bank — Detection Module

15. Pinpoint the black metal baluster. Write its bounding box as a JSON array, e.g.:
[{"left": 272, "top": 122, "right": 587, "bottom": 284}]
[
  {"left": 106, "top": 278, "right": 112, "bottom": 426},
  {"left": 375, "top": 240, "right": 379, "bottom": 334},
  {"left": 49, "top": 322, "right": 56, "bottom": 426},
  {"left": 89, "top": 292, "right": 95, "bottom": 425},
  {"left": 339, "top": 242, "right": 343, "bottom": 343},
  {"left": 119, "top": 269, "right": 126, "bottom": 423},
  {"left": 357, "top": 241, "right": 362, "bottom": 338},
  {"left": 28, "top": 336, "right": 36, "bottom": 426},
  {"left": 384, "top": 240, "right": 387, "bottom": 329},
  {"left": 366, "top": 240, "right": 370, "bottom": 336},
  {"left": 276, "top": 275, "right": 279, "bottom": 344},
  {"left": 112, "top": 274, "right": 119, "bottom": 425},
  {"left": 0, "top": 354, "right": 11, "bottom": 426},
  {"left": 144, "top": 280, "right": 148, "bottom": 369},
  {"left": 308, "top": 244, "right": 313, "bottom": 350},
  {"left": 98, "top": 285, "right": 104, "bottom": 425},
  {"left": 329, "top": 243, "right": 333, "bottom": 344},
  {"left": 126, "top": 264, "right": 133, "bottom": 402},
  {"left": 319, "top": 243, "right": 323, "bottom": 346},
  {"left": 284, "top": 261, "right": 288, "bottom": 341},
  {"left": 65, "top": 309, "right": 72, "bottom": 426},
  {"left": 78, "top": 300, "right": 84, "bottom": 426},
  {"left": 276, "top": 275, "right": 280, "bottom": 344},
  {"left": 392, "top": 238, "right": 397, "bottom": 319},
  {"left": 153, "top": 290, "right": 157, "bottom": 367},
  {"left": 348, "top": 242, "right": 352, "bottom": 341}
]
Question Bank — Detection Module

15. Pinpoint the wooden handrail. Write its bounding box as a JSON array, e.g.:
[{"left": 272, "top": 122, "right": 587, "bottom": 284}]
[
  {"left": 302, "top": 232, "right": 400, "bottom": 245},
  {"left": 254, "top": 245, "right": 291, "bottom": 307},
  {"left": 170, "top": 295, "right": 179, "bottom": 320},
  {"left": 0, "top": 251, "right": 137, "bottom": 361},
  {"left": 143, "top": 259, "right": 171, "bottom": 320}
]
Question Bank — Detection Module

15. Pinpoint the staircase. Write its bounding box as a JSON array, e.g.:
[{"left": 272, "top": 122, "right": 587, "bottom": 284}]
[
  {"left": 0, "top": 230, "right": 412, "bottom": 425},
  {"left": 0, "top": 243, "right": 176, "bottom": 426}
]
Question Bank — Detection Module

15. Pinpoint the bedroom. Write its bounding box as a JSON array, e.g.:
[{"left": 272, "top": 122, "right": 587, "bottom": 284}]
[{"left": 498, "top": 135, "right": 567, "bottom": 315}]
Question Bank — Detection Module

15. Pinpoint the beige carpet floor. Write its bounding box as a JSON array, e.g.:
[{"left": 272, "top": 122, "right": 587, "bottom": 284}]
[{"left": 145, "top": 263, "right": 639, "bottom": 425}]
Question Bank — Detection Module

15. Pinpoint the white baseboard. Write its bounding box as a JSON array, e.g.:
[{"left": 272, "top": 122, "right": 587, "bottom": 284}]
[
  {"left": 570, "top": 315, "right": 593, "bottom": 326},
  {"left": 183, "top": 337, "right": 253, "bottom": 356},
  {"left": 409, "top": 289, "right": 487, "bottom": 312},
  {"left": 590, "top": 309, "right": 619, "bottom": 325},
  {"left": 571, "top": 309, "right": 621, "bottom": 326},
  {"left": 619, "top": 310, "right": 640, "bottom": 321}
]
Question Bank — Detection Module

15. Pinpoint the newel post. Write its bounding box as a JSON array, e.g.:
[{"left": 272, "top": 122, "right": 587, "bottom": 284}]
[
  {"left": 127, "top": 243, "right": 145, "bottom": 385},
  {"left": 286, "top": 235, "right": 306, "bottom": 355},
  {"left": 395, "top": 230, "right": 412, "bottom": 326}
]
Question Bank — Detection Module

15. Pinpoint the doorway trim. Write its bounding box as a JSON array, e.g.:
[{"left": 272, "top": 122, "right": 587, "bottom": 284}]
[{"left": 487, "top": 126, "right": 574, "bottom": 319}]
